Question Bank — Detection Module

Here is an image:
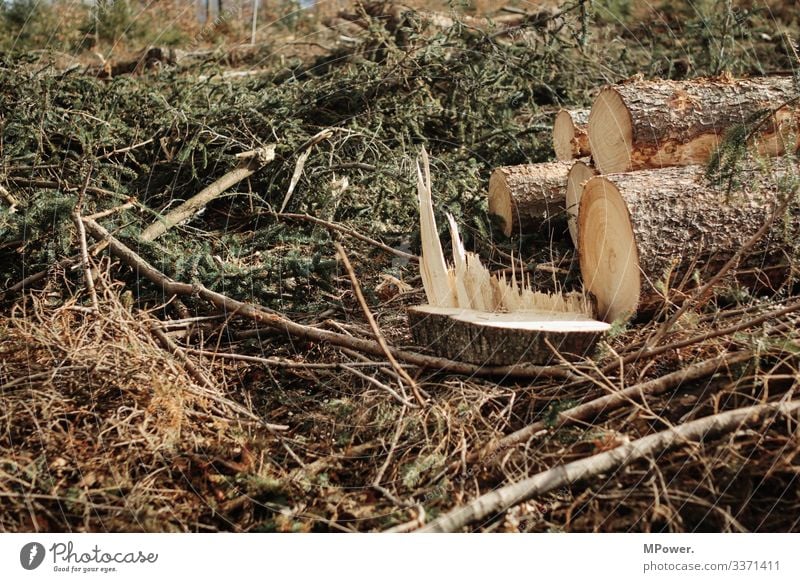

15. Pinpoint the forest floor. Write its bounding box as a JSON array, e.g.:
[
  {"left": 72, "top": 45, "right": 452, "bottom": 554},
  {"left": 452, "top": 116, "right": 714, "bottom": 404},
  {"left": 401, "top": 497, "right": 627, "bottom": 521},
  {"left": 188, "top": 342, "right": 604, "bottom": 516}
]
[{"left": 1, "top": 1, "right": 799, "bottom": 532}]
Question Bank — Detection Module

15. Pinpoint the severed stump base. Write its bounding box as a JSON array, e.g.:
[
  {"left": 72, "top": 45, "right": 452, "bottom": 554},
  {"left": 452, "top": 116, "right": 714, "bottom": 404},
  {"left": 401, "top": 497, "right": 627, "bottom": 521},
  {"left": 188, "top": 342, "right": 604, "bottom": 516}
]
[{"left": 408, "top": 306, "right": 610, "bottom": 366}]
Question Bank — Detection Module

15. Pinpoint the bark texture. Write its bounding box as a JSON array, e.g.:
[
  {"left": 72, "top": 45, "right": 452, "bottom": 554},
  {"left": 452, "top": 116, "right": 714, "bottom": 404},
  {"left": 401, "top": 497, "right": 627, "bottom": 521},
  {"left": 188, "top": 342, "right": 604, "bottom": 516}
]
[
  {"left": 578, "top": 157, "right": 800, "bottom": 322},
  {"left": 554, "top": 108, "right": 591, "bottom": 161},
  {"left": 407, "top": 306, "right": 608, "bottom": 366},
  {"left": 590, "top": 76, "right": 800, "bottom": 174},
  {"left": 487, "top": 161, "right": 571, "bottom": 237}
]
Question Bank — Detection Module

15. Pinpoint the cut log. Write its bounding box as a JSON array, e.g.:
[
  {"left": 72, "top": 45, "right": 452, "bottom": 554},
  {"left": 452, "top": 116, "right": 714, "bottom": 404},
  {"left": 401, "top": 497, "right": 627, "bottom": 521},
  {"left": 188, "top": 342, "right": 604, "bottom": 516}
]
[
  {"left": 487, "top": 161, "right": 571, "bottom": 237},
  {"left": 588, "top": 75, "right": 800, "bottom": 174},
  {"left": 407, "top": 306, "right": 609, "bottom": 366},
  {"left": 553, "top": 108, "right": 590, "bottom": 161},
  {"left": 566, "top": 159, "right": 597, "bottom": 246},
  {"left": 578, "top": 158, "right": 800, "bottom": 323}
]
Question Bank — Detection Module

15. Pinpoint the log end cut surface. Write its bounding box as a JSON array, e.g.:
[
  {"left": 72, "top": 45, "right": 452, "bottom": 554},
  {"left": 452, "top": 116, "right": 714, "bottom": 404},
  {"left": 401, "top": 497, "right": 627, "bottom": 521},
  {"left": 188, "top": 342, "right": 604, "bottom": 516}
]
[
  {"left": 408, "top": 305, "right": 610, "bottom": 365},
  {"left": 487, "top": 169, "right": 514, "bottom": 237},
  {"left": 566, "top": 160, "right": 597, "bottom": 246},
  {"left": 578, "top": 176, "right": 641, "bottom": 323},
  {"left": 554, "top": 109, "right": 590, "bottom": 161},
  {"left": 588, "top": 88, "right": 633, "bottom": 174}
]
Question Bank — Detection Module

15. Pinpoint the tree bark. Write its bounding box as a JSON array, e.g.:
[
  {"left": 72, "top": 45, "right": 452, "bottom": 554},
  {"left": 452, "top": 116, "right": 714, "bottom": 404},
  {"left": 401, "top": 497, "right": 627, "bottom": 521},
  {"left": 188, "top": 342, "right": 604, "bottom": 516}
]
[
  {"left": 589, "top": 75, "right": 800, "bottom": 174},
  {"left": 487, "top": 161, "right": 571, "bottom": 237},
  {"left": 407, "top": 306, "right": 608, "bottom": 366},
  {"left": 578, "top": 157, "right": 800, "bottom": 322},
  {"left": 553, "top": 108, "right": 590, "bottom": 161}
]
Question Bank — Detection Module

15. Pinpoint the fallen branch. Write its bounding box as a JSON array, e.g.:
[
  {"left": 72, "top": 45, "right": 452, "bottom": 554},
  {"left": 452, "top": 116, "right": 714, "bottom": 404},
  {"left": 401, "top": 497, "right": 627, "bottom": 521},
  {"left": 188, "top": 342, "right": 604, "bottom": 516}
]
[
  {"left": 336, "top": 241, "right": 426, "bottom": 405},
  {"left": 185, "top": 347, "right": 402, "bottom": 370},
  {"left": 600, "top": 297, "right": 800, "bottom": 375},
  {"left": 422, "top": 399, "right": 800, "bottom": 532},
  {"left": 81, "top": 217, "right": 575, "bottom": 381},
  {"left": 140, "top": 145, "right": 276, "bottom": 241},
  {"left": 478, "top": 350, "right": 754, "bottom": 460},
  {"left": 71, "top": 167, "right": 99, "bottom": 312}
]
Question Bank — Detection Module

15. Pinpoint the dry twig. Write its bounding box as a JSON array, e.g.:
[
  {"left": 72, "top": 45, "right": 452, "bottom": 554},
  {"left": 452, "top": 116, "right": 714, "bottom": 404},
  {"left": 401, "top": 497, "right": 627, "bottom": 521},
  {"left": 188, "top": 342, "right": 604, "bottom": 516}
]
[
  {"left": 336, "top": 241, "right": 426, "bottom": 405},
  {"left": 140, "top": 144, "right": 276, "bottom": 241},
  {"left": 423, "top": 400, "right": 800, "bottom": 532},
  {"left": 478, "top": 350, "right": 754, "bottom": 460}
]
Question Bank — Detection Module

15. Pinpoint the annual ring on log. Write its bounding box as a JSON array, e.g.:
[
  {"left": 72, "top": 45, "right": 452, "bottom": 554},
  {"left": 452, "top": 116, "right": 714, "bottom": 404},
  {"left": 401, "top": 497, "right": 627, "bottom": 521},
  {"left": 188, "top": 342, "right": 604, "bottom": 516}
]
[
  {"left": 578, "top": 158, "right": 800, "bottom": 323},
  {"left": 577, "top": 177, "right": 641, "bottom": 323},
  {"left": 566, "top": 159, "right": 597, "bottom": 246},
  {"left": 587, "top": 88, "right": 635, "bottom": 174}
]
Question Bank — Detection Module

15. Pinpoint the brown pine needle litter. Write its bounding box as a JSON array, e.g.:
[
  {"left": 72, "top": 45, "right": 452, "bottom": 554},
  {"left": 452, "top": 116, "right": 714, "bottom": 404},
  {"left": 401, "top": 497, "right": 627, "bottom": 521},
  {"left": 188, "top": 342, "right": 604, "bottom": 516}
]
[
  {"left": 0, "top": 276, "right": 280, "bottom": 531},
  {"left": 1, "top": 264, "right": 799, "bottom": 532}
]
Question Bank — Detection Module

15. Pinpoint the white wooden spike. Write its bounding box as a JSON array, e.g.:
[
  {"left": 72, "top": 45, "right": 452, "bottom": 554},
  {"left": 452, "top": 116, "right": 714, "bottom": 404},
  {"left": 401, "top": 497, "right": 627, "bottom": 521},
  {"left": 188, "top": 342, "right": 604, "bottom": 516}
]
[
  {"left": 447, "top": 213, "right": 471, "bottom": 309},
  {"left": 465, "top": 253, "right": 488, "bottom": 312},
  {"left": 416, "top": 149, "right": 454, "bottom": 307},
  {"left": 414, "top": 149, "right": 593, "bottom": 317}
]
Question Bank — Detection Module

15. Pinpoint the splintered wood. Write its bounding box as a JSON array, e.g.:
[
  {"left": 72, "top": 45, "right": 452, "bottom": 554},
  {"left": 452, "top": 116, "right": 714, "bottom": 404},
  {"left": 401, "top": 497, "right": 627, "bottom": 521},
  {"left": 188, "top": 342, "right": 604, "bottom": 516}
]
[
  {"left": 412, "top": 148, "right": 608, "bottom": 365},
  {"left": 417, "top": 149, "right": 590, "bottom": 316}
]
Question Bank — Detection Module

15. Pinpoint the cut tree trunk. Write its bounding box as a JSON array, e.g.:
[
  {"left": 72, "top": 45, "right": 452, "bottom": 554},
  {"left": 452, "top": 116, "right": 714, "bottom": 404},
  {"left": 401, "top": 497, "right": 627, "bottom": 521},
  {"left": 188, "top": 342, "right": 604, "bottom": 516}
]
[
  {"left": 413, "top": 149, "right": 607, "bottom": 365},
  {"left": 578, "top": 157, "right": 800, "bottom": 323},
  {"left": 553, "top": 108, "right": 590, "bottom": 161},
  {"left": 487, "top": 161, "right": 571, "bottom": 237},
  {"left": 407, "top": 306, "right": 609, "bottom": 366},
  {"left": 588, "top": 75, "right": 800, "bottom": 174},
  {"left": 566, "top": 159, "right": 597, "bottom": 246}
]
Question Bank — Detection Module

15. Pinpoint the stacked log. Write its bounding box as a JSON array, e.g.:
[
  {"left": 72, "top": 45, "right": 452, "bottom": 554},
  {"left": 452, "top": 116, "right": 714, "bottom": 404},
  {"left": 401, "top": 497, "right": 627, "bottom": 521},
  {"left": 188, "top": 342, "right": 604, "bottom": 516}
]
[
  {"left": 553, "top": 109, "right": 590, "bottom": 161},
  {"left": 488, "top": 108, "right": 595, "bottom": 238},
  {"left": 484, "top": 74, "right": 800, "bottom": 328},
  {"left": 417, "top": 74, "right": 799, "bottom": 366},
  {"left": 578, "top": 159, "right": 799, "bottom": 322},
  {"left": 588, "top": 75, "right": 800, "bottom": 174},
  {"left": 487, "top": 161, "right": 572, "bottom": 237}
]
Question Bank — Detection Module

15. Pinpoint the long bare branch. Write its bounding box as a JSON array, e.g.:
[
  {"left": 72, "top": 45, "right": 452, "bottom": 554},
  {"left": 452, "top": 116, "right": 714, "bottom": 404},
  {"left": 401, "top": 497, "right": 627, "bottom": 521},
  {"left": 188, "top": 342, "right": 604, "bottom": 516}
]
[{"left": 422, "top": 400, "right": 800, "bottom": 532}]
